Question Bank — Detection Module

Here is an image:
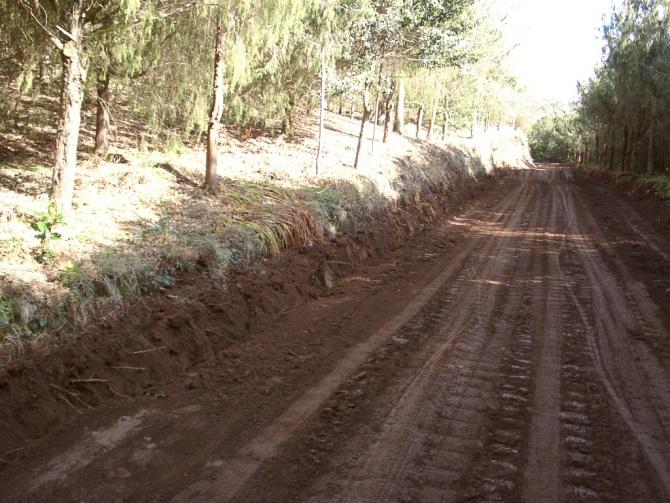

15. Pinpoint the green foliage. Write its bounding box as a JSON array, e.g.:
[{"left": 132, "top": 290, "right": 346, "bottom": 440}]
[
  {"left": 31, "top": 204, "right": 64, "bottom": 261},
  {"left": 58, "top": 261, "right": 84, "bottom": 288},
  {"left": 529, "top": 113, "right": 580, "bottom": 162},
  {"left": 647, "top": 174, "right": 670, "bottom": 198},
  {"left": 0, "top": 298, "right": 12, "bottom": 326},
  {"left": 576, "top": 0, "right": 670, "bottom": 173}
]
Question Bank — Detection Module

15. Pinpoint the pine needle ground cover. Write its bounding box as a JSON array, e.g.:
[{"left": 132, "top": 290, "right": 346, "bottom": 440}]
[{"left": 0, "top": 111, "right": 531, "bottom": 356}]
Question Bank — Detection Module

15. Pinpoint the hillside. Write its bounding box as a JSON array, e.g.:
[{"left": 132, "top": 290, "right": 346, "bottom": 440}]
[{"left": 0, "top": 105, "right": 532, "bottom": 359}]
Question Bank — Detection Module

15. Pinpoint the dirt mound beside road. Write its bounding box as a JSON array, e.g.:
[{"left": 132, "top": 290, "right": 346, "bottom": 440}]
[{"left": 0, "top": 166, "right": 500, "bottom": 460}]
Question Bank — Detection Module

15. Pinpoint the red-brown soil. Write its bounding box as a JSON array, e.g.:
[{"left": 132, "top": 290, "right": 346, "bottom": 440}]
[{"left": 1, "top": 164, "right": 670, "bottom": 503}]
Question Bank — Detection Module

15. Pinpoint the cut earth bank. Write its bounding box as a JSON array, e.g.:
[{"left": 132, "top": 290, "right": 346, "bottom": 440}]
[{"left": 0, "top": 117, "right": 533, "bottom": 461}]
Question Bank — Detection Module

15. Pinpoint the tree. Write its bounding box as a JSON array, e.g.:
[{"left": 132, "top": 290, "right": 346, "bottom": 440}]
[
  {"left": 577, "top": 0, "right": 670, "bottom": 174},
  {"left": 205, "top": 12, "right": 226, "bottom": 193},
  {"left": 9, "top": 0, "right": 151, "bottom": 214}
]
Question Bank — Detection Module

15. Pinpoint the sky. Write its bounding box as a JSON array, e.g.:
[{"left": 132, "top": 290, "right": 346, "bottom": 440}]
[{"left": 492, "top": 0, "right": 618, "bottom": 104}]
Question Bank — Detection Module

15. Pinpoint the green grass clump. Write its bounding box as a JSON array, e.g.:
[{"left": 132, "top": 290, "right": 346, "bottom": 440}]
[{"left": 645, "top": 174, "right": 670, "bottom": 199}]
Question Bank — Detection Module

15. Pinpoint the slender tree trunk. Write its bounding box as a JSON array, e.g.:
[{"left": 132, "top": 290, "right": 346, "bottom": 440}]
[
  {"left": 442, "top": 99, "right": 449, "bottom": 141},
  {"left": 584, "top": 141, "right": 590, "bottom": 164},
  {"left": 95, "top": 69, "right": 111, "bottom": 155},
  {"left": 371, "top": 92, "right": 380, "bottom": 152},
  {"left": 415, "top": 105, "right": 423, "bottom": 139},
  {"left": 393, "top": 78, "right": 405, "bottom": 134},
  {"left": 594, "top": 132, "right": 600, "bottom": 166},
  {"left": 383, "top": 103, "right": 392, "bottom": 144},
  {"left": 620, "top": 123, "right": 629, "bottom": 171},
  {"left": 349, "top": 100, "right": 355, "bottom": 119},
  {"left": 647, "top": 115, "right": 657, "bottom": 175},
  {"left": 382, "top": 84, "right": 394, "bottom": 144},
  {"left": 316, "top": 45, "right": 325, "bottom": 176},
  {"left": 354, "top": 90, "right": 371, "bottom": 169},
  {"left": 52, "top": 9, "right": 87, "bottom": 215},
  {"left": 608, "top": 129, "right": 615, "bottom": 171},
  {"left": 337, "top": 94, "right": 343, "bottom": 115},
  {"left": 205, "top": 15, "right": 226, "bottom": 194},
  {"left": 371, "top": 60, "right": 383, "bottom": 152},
  {"left": 630, "top": 132, "right": 639, "bottom": 172},
  {"left": 427, "top": 104, "right": 436, "bottom": 140},
  {"left": 600, "top": 129, "right": 610, "bottom": 168}
]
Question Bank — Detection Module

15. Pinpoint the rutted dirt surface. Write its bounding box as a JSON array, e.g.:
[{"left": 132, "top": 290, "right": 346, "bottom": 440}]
[{"left": 1, "top": 164, "right": 670, "bottom": 502}]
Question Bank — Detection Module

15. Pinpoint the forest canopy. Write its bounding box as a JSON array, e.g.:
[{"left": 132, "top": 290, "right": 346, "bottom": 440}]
[
  {"left": 529, "top": 0, "right": 670, "bottom": 177},
  {"left": 0, "top": 0, "right": 528, "bottom": 211}
]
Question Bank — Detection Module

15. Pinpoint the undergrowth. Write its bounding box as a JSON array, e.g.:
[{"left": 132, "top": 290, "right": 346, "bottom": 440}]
[
  {"left": 647, "top": 174, "right": 670, "bottom": 199},
  {"left": 580, "top": 164, "right": 670, "bottom": 200},
  {"left": 0, "top": 127, "right": 531, "bottom": 356}
]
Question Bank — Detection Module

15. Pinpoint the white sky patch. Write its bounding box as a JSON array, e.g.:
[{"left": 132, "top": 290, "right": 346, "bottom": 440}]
[{"left": 491, "top": 0, "right": 619, "bottom": 104}]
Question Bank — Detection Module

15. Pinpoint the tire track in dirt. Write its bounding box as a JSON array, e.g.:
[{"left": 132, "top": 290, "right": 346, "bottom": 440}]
[
  {"left": 455, "top": 168, "right": 570, "bottom": 503},
  {"left": 172, "top": 175, "right": 534, "bottom": 502},
  {"left": 4, "top": 166, "right": 669, "bottom": 502},
  {"left": 554, "top": 174, "right": 670, "bottom": 500},
  {"left": 520, "top": 172, "right": 563, "bottom": 503},
  {"left": 301, "top": 174, "right": 542, "bottom": 503}
]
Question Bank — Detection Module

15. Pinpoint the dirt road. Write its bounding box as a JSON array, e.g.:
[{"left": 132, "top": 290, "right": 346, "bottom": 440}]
[{"left": 2, "top": 165, "right": 670, "bottom": 502}]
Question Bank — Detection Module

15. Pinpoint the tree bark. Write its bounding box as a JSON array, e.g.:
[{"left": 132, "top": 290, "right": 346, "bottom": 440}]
[
  {"left": 205, "top": 15, "right": 226, "bottom": 194},
  {"left": 442, "top": 99, "right": 449, "bottom": 141},
  {"left": 354, "top": 90, "right": 371, "bottom": 169},
  {"left": 383, "top": 103, "right": 392, "bottom": 144},
  {"left": 349, "top": 100, "right": 355, "bottom": 119},
  {"left": 382, "top": 84, "right": 394, "bottom": 144},
  {"left": 427, "top": 105, "right": 436, "bottom": 140},
  {"left": 52, "top": 9, "right": 87, "bottom": 215},
  {"left": 415, "top": 105, "right": 423, "bottom": 139},
  {"left": 316, "top": 45, "right": 325, "bottom": 176},
  {"left": 630, "top": 131, "right": 639, "bottom": 173},
  {"left": 584, "top": 141, "right": 590, "bottom": 164},
  {"left": 620, "top": 123, "right": 629, "bottom": 171},
  {"left": 608, "top": 129, "right": 615, "bottom": 171},
  {"left": 647, "top": 115, "right": 657, "bottom": 175},
  {"left": 371, "top": 60, "right": 383, "bottom": 153},
  {"left": 393, "top": 78, "right": 405, "bottom": 134},
  {"left": 471, "top": 109, "right": 479, "bottom": 138},
  {"left": 95, "top": 69, "right": 111, "bottom": 155}
]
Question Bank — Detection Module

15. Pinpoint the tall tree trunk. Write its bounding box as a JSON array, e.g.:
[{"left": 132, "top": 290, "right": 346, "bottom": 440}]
[
  {"left": 95, "top": 69, "right": 111, "bottom": 155},
  {"left": 630, "top": 131, "right": 639, "bottom": 173},
  {"left": 647, "top": 115, "right": 657, "bottom": 175},
  {"left": 620, "top": 123, "right": 629, "bottom": 171},
  {"left": 415, "top": 105, "right": 423, "bottom": 139},
  {"left": 594, "top": 132, "right": 600, "bottom": 166},
  {"left": 393, "top": 78, "right": 405, "bottom": 134},
  {"left": 316, "top": 45, "right": 325, "bottom": 176},
  {"left": 383, "top": 103, "right": 392, "bottom": 144},
  {"left": 471, "top": 109, "right": 479, "bottom": 138},
  {"left": 354, "top": 90, "right": 371, "bottom": 169},
  {"left": 442, "top": 99, "right": 449, "bottom": 141},
  {"left": 427, "top": 105, "right": 436, "bottom": 140},
  {"left": 52, "top": 8, "right": 87, "bottom": 215},
  {"left": 600, "top": 129, "right": 610, "bottom": 168},
  {"left": 371, "top": 60, "right": 383, "bottom": 152},
  {"left": 382, "top": 84, "right": 394, "bottom": 144},
  {"left": 371, "top": 92, "right": 380, "bottom": 152},
  {"left": 584, "top": 141, "right": 590, "bottom": 164},
  {"left": 608, "top": 129, "right": 615, "bottom": 171},
  {"left": 349, "top": 100, "right": 355, "bottom": 119},
  {"left": 337, "top": 95, "right": 343, "bottom": 115},
  {"left": 205, "top": 15, "right": 226, "bottom": 194}
]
